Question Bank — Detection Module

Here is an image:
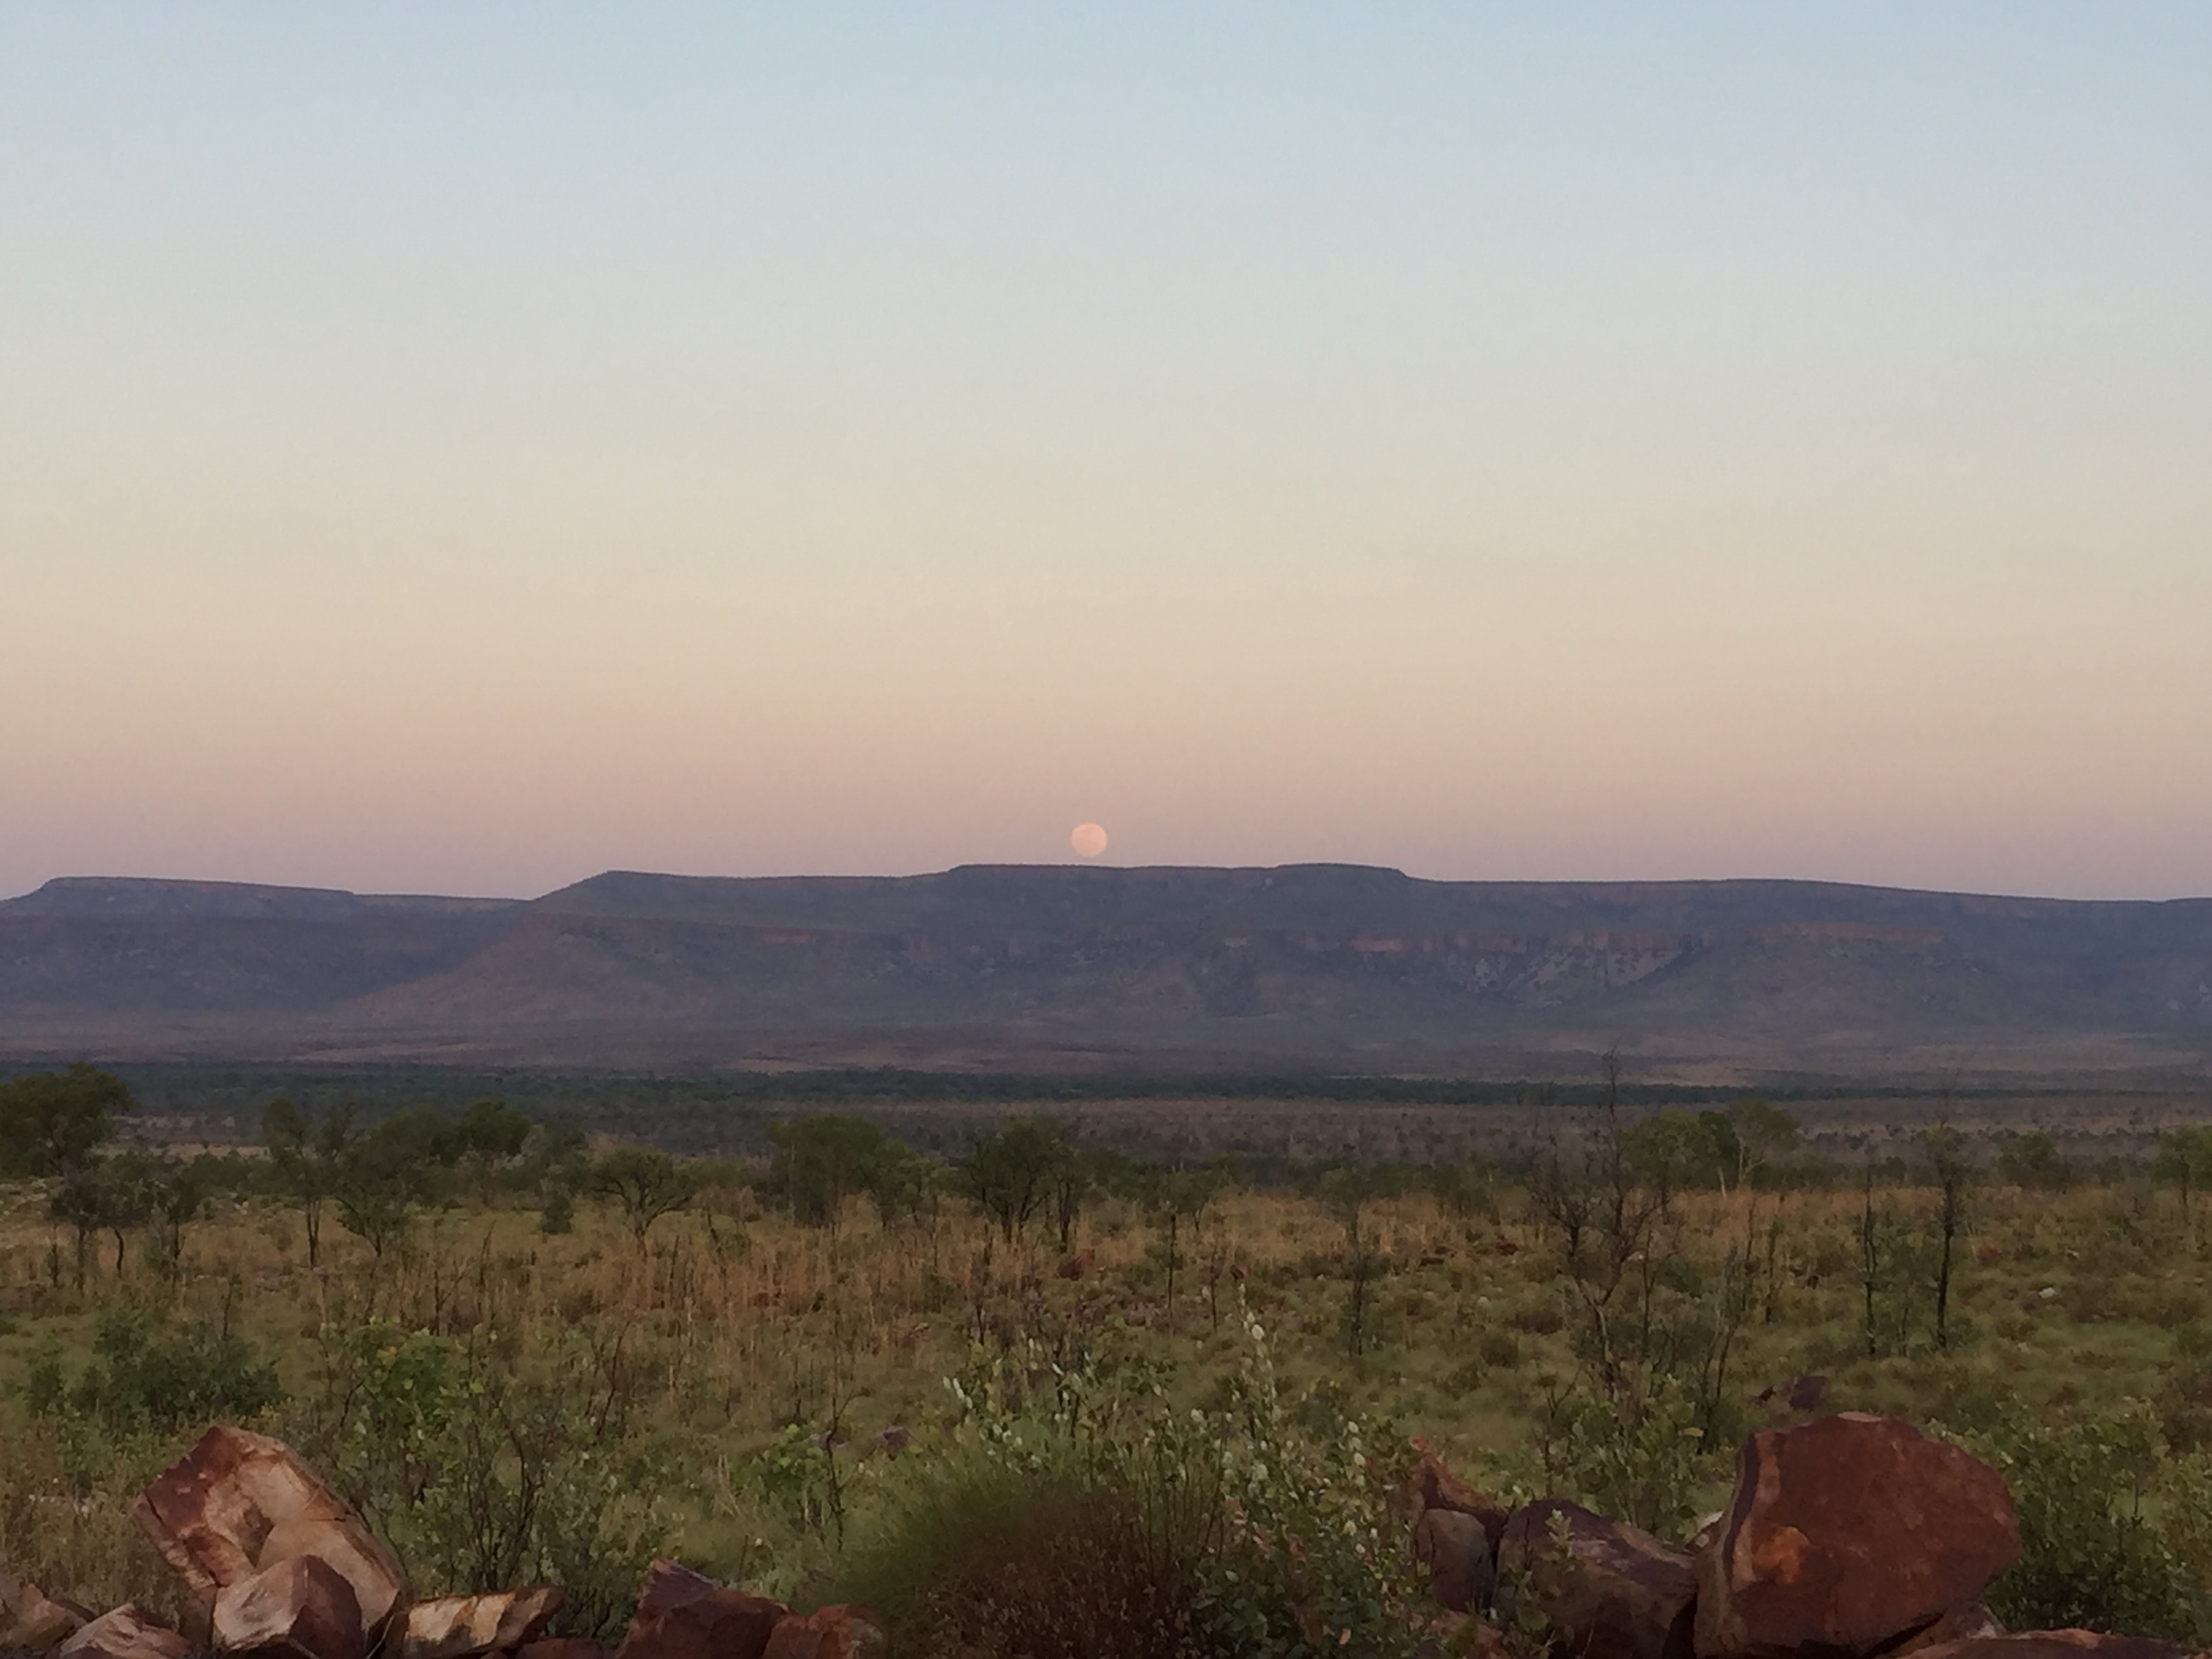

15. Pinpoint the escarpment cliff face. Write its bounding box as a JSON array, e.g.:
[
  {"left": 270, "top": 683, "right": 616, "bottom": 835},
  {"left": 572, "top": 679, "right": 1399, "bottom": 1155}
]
[{"left": 2, "top": 867, "right": 2209, "bottom": 1076}]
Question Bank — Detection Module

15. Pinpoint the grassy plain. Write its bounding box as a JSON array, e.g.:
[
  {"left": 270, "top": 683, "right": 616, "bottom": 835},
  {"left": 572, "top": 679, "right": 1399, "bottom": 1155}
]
[{"left": 4, "top": 1100, "right": 2212, "bottom": 1647}]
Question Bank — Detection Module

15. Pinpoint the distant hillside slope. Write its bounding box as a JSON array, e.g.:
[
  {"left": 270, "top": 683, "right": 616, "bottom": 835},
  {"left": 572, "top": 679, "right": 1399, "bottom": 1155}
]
[{"left": 3, "top": 867, "right": 2209, "bottom": 1078}]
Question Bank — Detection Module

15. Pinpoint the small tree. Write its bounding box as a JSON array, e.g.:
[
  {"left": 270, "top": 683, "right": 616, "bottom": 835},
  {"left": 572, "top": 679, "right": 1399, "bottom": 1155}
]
[
  {"left": 587, "top": 1147, "right": 702, "bottom": 1245},
  {"left": 453, "top": 1098, "right": 535, "bottom": 1204},
  {"left": 0, "top": 1063, "right": 134, "bottom": 1179},
  {"left": 264, "top": 1098, "right": 354, "bottom": 1267},
  {"left": 766, "top": 1115, "right": 896, "bottom": 1231},
  {"left": 1923, "top": 1126, "right": 1971, "bottom": 1351},
  {"left": 142, "top": 1153, "right": 207, "bottom": 1284},
  {"left": 2152, "top": 1127, "right": 2212, "bottom": 1248},
  {"left": 1997, "top": 1130, "right": 2072, "bottom": 1191},
  {"left": 1319, "top": 1163, "right": 1402, "bottom": 1359},
  {"left": 958, "top": 1118, "right": 1066, "bottom": 1242}
]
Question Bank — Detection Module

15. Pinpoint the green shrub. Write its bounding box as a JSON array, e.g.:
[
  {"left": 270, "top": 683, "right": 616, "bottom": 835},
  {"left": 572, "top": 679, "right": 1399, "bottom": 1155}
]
[
  {"left": 884, "top": 1307, "right": 1422, "bottom": 1659},
  {"left": 288, "top": 1317, "right": 678, "bottom": 1638},
  {"left": 834, "top": 1450, "right": 1218, "bottom": 1659},
  {"left": 30, "top": 1308, "right": 282, "bottom": 1434},
  {"left": 1969, "top": 1400, "right": 2212, "bottom": 1643}
]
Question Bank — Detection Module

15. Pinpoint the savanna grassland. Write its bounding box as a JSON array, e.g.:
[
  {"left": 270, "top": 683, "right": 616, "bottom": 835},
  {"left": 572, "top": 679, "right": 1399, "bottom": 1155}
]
[{"left": 5, "top": 1067, "right": 2212, "bottom": 1657}]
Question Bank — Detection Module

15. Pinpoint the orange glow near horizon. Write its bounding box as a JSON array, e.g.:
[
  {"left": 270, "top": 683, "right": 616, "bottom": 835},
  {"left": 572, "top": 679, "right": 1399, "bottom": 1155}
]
[{"left": 3, "top": 11, "right": 2209, "bottom": 902}]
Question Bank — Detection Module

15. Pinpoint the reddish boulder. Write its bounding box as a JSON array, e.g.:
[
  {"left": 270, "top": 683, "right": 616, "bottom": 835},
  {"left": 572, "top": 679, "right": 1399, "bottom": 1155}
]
[
  {"left": 1696, "top": 1414, "right": 2020, "bottom": 1659},
  {"left": 1, "top": 1568, "right": 85, "bottom": 1650},
  {"left": 1911, "top": 1635, "right": 2192, "bottom": 1659},
  {"left": 211, "top": 1556, "right": 364, "bottom": 1659},
  {"left": 1057, "top": 1249, "right": 1095, "bottom": 1280},
  {"left": 400, "top": 1588, "right": 563, "bottom": 1659},
  {"left": 759, "top": 1607, "right": 885, "bottom": 1659},
  {"left": 1890, "top": 1604, "right": 2005, "bottom": 1657},
  {"left": 1397, "top": 1450, "right": 1511, "bottom": 1551},
  {"left": 56, "top": 1609, "right": 191, "bottom": 1659},
  {"left": 1495, "top": 1500, "right": 1696, "bottom": 1659},
  {"left": 135, "top": 1427, "right": 409, "bottom": 1647},
  {"left": 1414, "top": 1509, "right": 1496, "bottom": 1613},
  {"left": 617, "top": 1559, "right": 787, "bottom": 1659}
]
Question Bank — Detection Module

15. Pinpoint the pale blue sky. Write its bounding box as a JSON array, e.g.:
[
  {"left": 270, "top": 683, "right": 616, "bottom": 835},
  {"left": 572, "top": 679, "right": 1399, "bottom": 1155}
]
[{"left": 3, "top": 5, "right": 2208, "bottom": 898}]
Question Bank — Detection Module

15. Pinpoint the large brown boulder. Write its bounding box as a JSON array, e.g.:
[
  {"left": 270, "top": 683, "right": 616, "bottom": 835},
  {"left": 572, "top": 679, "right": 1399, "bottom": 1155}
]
[
  {"left": 56, "top": 1609, "right": 191, "bottom": 1659},
  {"left": 1890, "top": 1604, "right": 2005, "bottom": 1657},
  {"left": 1496, "top": 1500, "right": 1697, "bottom": 1659},
  {"left": 1398, "top": 1451, "right": 1511, "bottom": 1552},
  {"left": 211, "top": 1556, "right": 365, "bottom": 1659},
  {"left": 1695, "top": 1413, "right": 2020, "bottom": 1659},
  {"left": 1415, "top": 1509, "right": 1497, "bottom": 1613},
  {"left": 616, "top": 1560, "right": 787, "bottom": 1659},
  {"left": 517, "top": 1641, "right": 606, "bottom": 1659},
  {"left": 400, "top": 1589, "right": 563, "bottom": 1659},
  {"left": 1, "top": 1568, "right": 85, "bottom": 1650},
  {"left": 758, "top": 1607, "right": 885, "bottom": 1659},
  {"left": 135, "top": 1427, "right": 409, "bottom": 1650},
  {"left": 1910, "top": 1635, "right": 2193, "bottom": 1659}
]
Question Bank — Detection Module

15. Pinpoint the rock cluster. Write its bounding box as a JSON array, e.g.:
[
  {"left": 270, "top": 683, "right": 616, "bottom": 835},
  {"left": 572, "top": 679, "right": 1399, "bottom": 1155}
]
[
  {"left": 1405, "top": 1412, "right": 2200, "bottom": 1659},
  {"left": 1, "top": 1427, "right": 879, "bottom": 1659}
]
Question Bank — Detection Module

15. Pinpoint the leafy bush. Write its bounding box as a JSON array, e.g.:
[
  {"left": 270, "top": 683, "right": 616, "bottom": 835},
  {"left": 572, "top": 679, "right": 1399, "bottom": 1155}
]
[
  {"left": 28, "top": 1307, "right": 283, "bottom": 1434},
  {"left": 834, "top": 1450, "right": 1220, "bottom": 1659},
  {"left": 1969, "top": 1400, "right": 2212, "bottom": 1643},
  {"left": 854, "top": 1306, "right": 1423, "bottom": 1659},
  {"left": 289, "top": 1317, "right": 678, "bottom": 1638}
]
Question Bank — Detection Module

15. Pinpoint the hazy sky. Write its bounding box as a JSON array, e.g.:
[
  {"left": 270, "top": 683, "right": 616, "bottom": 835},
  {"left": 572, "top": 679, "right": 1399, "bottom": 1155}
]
[{"left": 5, "top": 5, "right": 2209, "bottom": 901}]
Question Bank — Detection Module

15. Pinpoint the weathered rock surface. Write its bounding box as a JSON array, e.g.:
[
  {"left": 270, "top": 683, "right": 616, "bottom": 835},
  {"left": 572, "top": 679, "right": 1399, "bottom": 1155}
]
[
  {"left": 1398, "top": 1450, "right": 1511, "bottom": 1551},
  {"left": 400, "top": 1588, "right": 562, "bottom": 1659},
  {"left": 1909, "top": 1635, "right": 2194, "bottom": 1659},
  {"left": 211, "top": 1556, "right": 365, "bottom": 1659},
  {"left": 134, "top": 1427, "right": 409, "bottom": 1647},
  {"left": 1496, "top": 1500, "right": 1697, "bottom": 1659},
  {"left": 1, "top": 1568, "right": 85, "bottom": 1650},
  {"left": 758, "top": 1607, "right": 885, "bottom": 1659},
  {"left": 1696, "top": 1414, "right": 2020, "bottom": 1659},
  {"left": 1890, "top": 1604, "right": 2005, "bottom": 1657},
  {"left": 617, "top": 1560, "right": 787, "bottom": 1659},
  {"left": 516, "top": 1639, "right": 607, "bottom": 1659},
  {"left": 55, "top": 1608, "right": 190, "bottom": 1659},
  {"left": 1414, "top": 1509, "right": 1496, "bottom": 1614}
]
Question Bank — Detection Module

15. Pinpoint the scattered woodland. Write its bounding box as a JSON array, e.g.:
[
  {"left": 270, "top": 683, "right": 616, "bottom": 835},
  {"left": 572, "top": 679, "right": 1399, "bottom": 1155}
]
[{"left": 5, "top": 1062, "right": 2212, "bottom": 1657}]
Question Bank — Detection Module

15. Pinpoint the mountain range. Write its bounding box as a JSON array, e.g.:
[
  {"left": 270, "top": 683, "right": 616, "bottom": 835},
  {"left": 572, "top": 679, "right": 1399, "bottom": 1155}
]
[{"left": 3, "top": 867, "right": 2210, "bottom": 1082}]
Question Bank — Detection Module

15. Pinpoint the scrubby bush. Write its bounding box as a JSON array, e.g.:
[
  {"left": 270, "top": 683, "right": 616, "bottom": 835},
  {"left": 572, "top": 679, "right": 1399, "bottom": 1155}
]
[
  {"left": 1969, "top": 1400, "right": 2212, "bottom": 1643},
  {"left": 289, "top": 1317, "right": 678, "bottom": 1638},
  {"left": 839, "top": 1308, "right": 1420, "bottom": 1658},
  {"left": 26, "top": 1306, "right": 282, "bottom": 1435}
]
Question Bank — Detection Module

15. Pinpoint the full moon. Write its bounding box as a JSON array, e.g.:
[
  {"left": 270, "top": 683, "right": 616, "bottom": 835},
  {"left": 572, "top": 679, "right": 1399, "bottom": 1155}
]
[{"left": 1070, "top": 823, "right": 1109, "bottom": 858}]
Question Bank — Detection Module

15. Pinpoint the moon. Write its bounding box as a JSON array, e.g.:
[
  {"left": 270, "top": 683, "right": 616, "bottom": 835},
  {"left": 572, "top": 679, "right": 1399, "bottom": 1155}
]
[{"left": 1070, "top": 822, "right": 1109, "bottom": 859}]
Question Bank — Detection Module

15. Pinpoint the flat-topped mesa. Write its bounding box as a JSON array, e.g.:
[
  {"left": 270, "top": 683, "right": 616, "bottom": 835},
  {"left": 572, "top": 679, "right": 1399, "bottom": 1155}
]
[{"left": 1696, "top": 1413, "right": 2020, "bottom": 1659}]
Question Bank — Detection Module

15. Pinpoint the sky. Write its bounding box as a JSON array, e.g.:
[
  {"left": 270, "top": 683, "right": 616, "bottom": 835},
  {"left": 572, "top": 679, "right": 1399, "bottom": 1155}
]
[{"left": 3, "top": 5, "right": 2209, "bottom": 902}]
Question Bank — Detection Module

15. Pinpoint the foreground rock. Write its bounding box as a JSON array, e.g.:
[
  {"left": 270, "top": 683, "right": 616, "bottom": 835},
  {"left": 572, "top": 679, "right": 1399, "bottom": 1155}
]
[
  {"left": 401, "top": 1589, "right": 563, "bottom": 1659},
  {"left": 1, "top": 1568, "right": 85, "bottom": 1650},
  {"left": 618, "top": 1560, "right": 788, "bottom": 1659},
  {"left": 1496, "top": 1500, "right": 1696, "bottom": 1659},
  {"left": 516, "top": 1640, "right": 605, "bottom": 1659},
  {"left": 1696, "top": 1414, "right": 2020, "bottom": 1659},
  {"left": 1399, "top": 1450, "right": 1511, "bottom": 1550},
  {"left": 135, "top": 1427, "right": 409, "bottom": 1652},
  {"left": 1911, "top": 1635, "right": 2194, "bottom": 1659},
  {"left": 759, "top": 1607, "right": 886, "bottom": 1659},
  {"left": 1414, "top": 1509, "right": 1496, "bottom": 1613},
  {"left": 211, "top": 1557, "right": 364, "bottom": 1659},
  {"left": 56, "top": 1609, "right": 190, "bottom": 1659},
  {"left": 1891, "top": 1604, "right": 2006, "bottom": 1657}
]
